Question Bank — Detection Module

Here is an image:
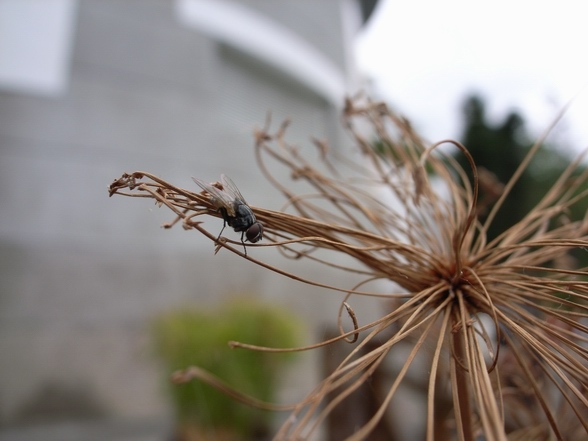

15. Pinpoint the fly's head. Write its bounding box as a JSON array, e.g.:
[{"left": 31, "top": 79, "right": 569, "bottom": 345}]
[{"left": 246, "top": 222, "right": 264, "bottom": 243}]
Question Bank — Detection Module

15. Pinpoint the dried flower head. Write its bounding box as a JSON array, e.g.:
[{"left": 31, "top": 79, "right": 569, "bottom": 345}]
[{"left": 109, "top": 97, "right": 588, "bottom": 440}]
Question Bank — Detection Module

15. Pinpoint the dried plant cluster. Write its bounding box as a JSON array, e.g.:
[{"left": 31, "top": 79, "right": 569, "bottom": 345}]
[{"left": 109, "top": 98, "right": 588, "bottom": 440}]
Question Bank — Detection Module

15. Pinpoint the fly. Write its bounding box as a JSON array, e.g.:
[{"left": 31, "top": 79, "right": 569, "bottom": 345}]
[{"left": 192, "top": 174, "right": 263, "bottom": 254}]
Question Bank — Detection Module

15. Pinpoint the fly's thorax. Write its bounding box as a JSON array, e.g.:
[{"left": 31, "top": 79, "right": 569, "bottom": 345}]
[{"left": 226, "top": 203, "right": 256, "bottom": 232}]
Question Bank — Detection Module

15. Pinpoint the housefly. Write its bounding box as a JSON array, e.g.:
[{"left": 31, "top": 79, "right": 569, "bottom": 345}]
[{"left": 192, "top": 174, "right": 263, "bottom": 254}]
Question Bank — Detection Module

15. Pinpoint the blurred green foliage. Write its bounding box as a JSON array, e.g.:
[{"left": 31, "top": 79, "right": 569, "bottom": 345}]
[
  {"left": 153, "top": 297, "right": 303, "bottom": 438},
  {"left": 455, "top": 94, "right": 588, "bottom": 267},
  {"left": 455, "top": 94, "right": 587, "bottom": 241}
]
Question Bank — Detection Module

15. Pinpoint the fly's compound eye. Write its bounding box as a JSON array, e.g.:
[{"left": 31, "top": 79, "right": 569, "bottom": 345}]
[{"left": 246, "top": 222, "right": 264, "bottom": 243}]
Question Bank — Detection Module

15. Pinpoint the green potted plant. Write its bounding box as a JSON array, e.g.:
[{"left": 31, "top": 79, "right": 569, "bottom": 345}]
[{"left": 153, "top": 297, "right": 302, "bottom": 441}]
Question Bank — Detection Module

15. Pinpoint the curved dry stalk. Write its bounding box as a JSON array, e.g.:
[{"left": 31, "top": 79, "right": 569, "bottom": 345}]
[
  {"left": 109, "top": 97, "right": 588, "bottom": 440},
  {"left": 171, "top": 366, "right": 295, "bottom": 412}
]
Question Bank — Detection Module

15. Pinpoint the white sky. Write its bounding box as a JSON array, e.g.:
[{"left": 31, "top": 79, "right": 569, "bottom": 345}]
[{"left": 354, "top": 0, "right": 588, "bottom": 153}]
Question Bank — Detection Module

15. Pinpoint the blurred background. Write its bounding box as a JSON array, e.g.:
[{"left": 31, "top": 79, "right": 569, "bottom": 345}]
[
  {"left": 1, "top": 1, "right": 586, "bottom": 440},
  {"left": 0, "top": 1, "right": 376, "bottom": 440}
]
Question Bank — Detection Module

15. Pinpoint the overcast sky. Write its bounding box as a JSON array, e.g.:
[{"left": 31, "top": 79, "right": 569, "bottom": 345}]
[{"left": 354, "top": 0, "right": 588, "bottom": 153}]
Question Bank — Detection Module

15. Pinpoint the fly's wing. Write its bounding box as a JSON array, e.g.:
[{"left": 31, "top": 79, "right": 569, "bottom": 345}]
[
  {"left": 192, "top": 177, "right": 237, "bottom": 217},
  {"left": 220, "top": 174, "right": 249, "bottom": 205}
]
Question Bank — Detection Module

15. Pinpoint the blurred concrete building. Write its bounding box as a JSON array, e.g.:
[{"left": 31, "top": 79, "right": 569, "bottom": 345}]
[{"left": 0, "top": 0, "right": 377, "bottom": 438}]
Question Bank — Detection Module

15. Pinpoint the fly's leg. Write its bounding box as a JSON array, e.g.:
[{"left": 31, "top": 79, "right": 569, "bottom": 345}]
[
  {"left": 240, "top": 231, "right": 247, "bottom": 257},
  {"left": 216, "top": 220, "right": 227, "bottom": 243},
  {"left": 215, "top": 207, "right": 229, "bottom": 243},
  {"left": 216, "top": 208, "right": 247, "bottom": 256}
]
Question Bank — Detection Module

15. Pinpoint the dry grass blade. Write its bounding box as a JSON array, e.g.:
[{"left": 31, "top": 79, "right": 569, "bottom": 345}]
[{"left": 109, "top": 97, "right": 588, "bottom": 440}]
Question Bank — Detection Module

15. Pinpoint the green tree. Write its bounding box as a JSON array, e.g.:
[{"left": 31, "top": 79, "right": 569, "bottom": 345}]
[{"left": 455, "top": 94, "right": 584, "bottom": 243}]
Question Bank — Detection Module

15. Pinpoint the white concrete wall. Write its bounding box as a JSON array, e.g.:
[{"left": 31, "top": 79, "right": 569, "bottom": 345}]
[{"left": 0, "top": 0, "right": 366, "bottom": 431}]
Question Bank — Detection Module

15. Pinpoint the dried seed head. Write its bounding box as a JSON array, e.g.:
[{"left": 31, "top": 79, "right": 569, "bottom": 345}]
[{"left": 110, "top": 97, "right": 588, "bottom": 440}]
